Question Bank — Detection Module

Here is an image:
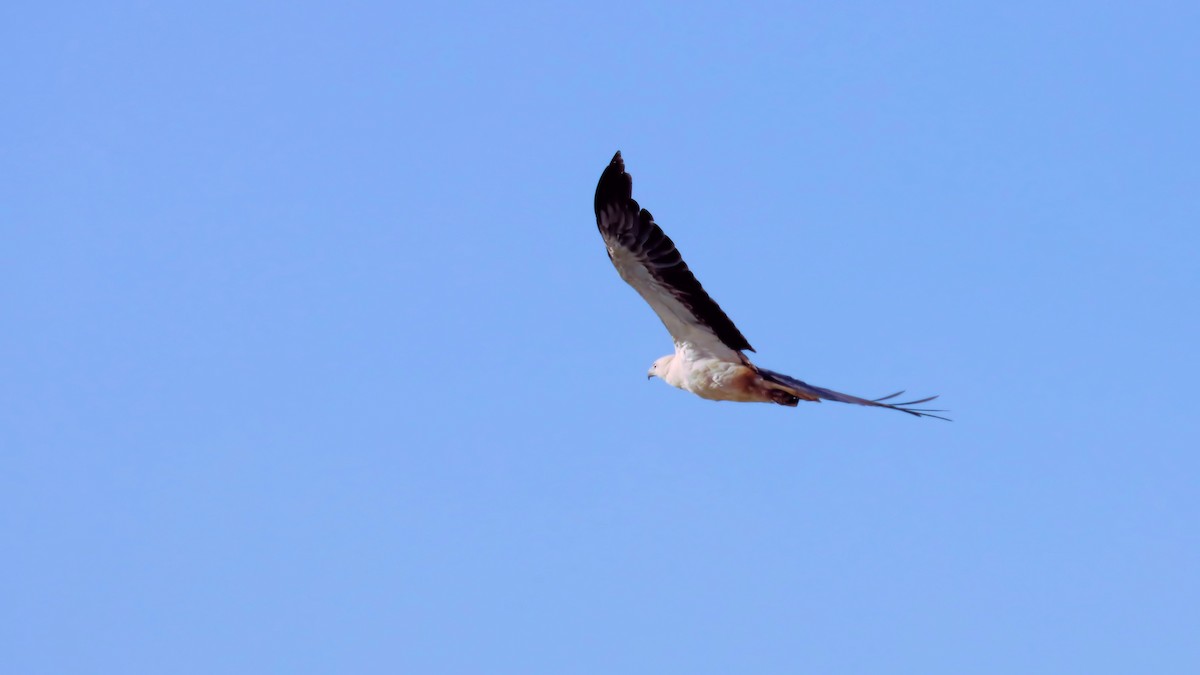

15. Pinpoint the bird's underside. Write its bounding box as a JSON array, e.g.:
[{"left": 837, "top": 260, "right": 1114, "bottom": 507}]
[{"left": 594, "top": 151, "right": 948, "bottom": 420}]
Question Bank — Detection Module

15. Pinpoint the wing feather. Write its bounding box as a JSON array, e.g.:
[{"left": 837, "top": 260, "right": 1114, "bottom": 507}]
[
  {"left": 594, "top": 151, "right": 753, "bottom": 359},
  {"left": 757, "top": 367, "right": 951, "bottom": 420}
]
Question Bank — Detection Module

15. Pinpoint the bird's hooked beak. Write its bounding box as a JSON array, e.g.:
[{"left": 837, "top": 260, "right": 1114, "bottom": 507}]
[{"left": 647, "top": 372, "right": 654, "bottom": 380}]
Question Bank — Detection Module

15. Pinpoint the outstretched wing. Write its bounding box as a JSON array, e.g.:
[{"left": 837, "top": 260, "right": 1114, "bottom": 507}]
[
  {"left": 594, "top": 151, "right": 753, "bottom": 360},
  {"left": 757, "top": 367, "right": 950, "bottom": 420}
]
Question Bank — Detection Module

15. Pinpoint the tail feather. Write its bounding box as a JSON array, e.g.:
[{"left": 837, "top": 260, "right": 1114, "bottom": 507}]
[{"left": 757, "top": 368, "right": 951, "bottom": 421}]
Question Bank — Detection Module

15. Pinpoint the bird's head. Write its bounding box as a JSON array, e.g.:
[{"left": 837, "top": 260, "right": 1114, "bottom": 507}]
[{"left": 648, "top": 354, "right": 674, "bottom": 380}]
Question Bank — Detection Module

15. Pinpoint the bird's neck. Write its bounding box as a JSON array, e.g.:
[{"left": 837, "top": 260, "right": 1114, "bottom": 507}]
[{"left": 662, "top": 358, "right": 689, "bottom": 390}]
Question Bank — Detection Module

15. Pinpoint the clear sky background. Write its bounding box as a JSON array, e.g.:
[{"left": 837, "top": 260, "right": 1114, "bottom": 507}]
[{"left": 3, "top": 2, "right": 1198, "bottom": 673}]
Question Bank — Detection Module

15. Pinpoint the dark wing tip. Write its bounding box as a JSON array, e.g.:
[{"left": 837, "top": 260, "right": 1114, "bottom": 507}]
[
  {"left": 758, "top": 369, "right": 949, "bottom": 420},
  {"left": 877, "top": 393, "right": 950, "bottom": 420},
  {"left": 595, "top": 151, "right": 633, "bottom": 218}
]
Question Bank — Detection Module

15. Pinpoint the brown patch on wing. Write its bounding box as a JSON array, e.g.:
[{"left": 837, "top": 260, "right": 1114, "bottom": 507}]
[
  {"left": 706, "top": 365, "right": 771, "bottom": 403},
  {"left": 721, "top": 366, "right": 819, "bottom": 404}
]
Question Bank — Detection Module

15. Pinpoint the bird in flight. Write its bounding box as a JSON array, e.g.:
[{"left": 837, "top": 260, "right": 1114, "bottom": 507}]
[{"left": 594, "top": 151, "right": 947, "bottom": 420}]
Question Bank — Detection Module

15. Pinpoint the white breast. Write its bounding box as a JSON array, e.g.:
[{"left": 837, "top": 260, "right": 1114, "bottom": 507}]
[{"left": 673, "top": 357, "right": 765, "bottom": 403}]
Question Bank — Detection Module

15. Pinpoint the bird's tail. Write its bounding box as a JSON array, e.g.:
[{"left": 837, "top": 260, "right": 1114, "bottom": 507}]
[{"left": 756, "top": 367, "right": 950, "bottom": 420}]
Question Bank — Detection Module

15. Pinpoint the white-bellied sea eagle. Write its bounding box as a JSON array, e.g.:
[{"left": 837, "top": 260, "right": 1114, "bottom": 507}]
[{"left": 594, "top": 151, "right": 947, "bottom": 420}]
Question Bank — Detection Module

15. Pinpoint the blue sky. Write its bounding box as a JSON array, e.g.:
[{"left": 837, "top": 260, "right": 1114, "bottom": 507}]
[{"left": 3, "top": 1, "right": 1198, "bottom": 673}]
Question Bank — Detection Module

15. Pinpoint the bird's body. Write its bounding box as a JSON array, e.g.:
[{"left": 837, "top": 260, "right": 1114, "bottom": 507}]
[
  {"left": 593, "top": 151, "right": 947, "bottom": 420},
  {"left": 659, "top": 352, "right": 760, "bottom": 402}
]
